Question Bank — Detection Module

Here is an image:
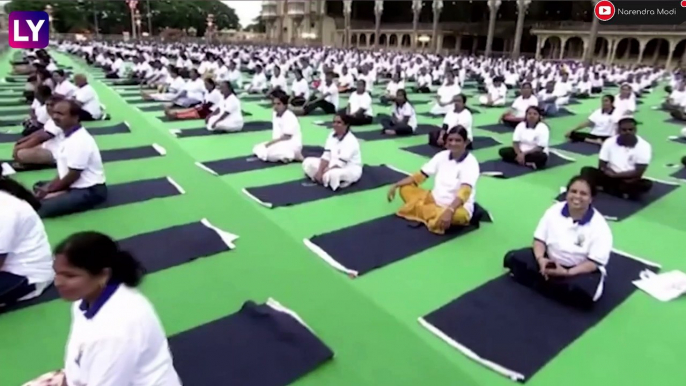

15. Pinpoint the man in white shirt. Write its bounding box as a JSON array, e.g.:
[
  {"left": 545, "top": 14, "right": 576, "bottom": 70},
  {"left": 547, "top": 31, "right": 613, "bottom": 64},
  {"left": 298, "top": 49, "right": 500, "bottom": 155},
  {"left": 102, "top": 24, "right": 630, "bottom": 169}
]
[
  {"left": 21, "top": 85, "right": 52, "bottom": 137},
  {"left": 11, "top": 97, "right": 62, "bottom": 169},
  {"left": 34, "top": 100, "right": 108, "bottom": 218},
  {"left": 580, "top": 117, "right": 653, "bottom": 200},
  {"left": 344, "top": 80, "right": 373, "bottom": 126},
  {"left": 52, "top": 70, "right": 78, "bottom": 99},
  {"left": 301, "top": 72, "right": 338, "bottom": 116},
  {"left": 73, "top": 74, "right": 103, "bottom": 121}
]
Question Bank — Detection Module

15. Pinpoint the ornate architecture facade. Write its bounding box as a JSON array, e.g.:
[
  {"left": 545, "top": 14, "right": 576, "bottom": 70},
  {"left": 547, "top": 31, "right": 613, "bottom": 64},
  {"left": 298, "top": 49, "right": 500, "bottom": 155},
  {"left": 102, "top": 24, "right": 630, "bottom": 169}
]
[{"left": 261, "top": 0, "right": 686, "bottom": 67}]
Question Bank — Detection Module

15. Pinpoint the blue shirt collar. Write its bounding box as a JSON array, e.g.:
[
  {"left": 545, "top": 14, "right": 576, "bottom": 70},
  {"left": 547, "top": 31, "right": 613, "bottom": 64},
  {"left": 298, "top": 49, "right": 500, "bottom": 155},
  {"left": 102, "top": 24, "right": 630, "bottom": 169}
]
[
  {"left": 449, "top": 150, "right": 469, "bottom": 162},
  {"left": 560, "top": 203, "right": 594, "bottom": 225},
  {"left": 64, "top": 125, "right": 83, "bottom": 138},
  {"left": 79, "top": 282, "right": 120, "bottom": 320}
]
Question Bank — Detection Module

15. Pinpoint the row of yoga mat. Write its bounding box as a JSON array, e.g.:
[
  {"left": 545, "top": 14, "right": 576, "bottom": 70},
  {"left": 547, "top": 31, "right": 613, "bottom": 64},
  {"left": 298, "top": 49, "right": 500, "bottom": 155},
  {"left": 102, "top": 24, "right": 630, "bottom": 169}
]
[{"left": 0, "top": 205, "right": 661, "bottom": 383}]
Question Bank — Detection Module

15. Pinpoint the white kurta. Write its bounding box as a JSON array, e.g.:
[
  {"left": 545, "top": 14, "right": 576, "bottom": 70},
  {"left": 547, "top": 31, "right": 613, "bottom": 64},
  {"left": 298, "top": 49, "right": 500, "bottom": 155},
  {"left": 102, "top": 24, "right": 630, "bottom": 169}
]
[
  {"left": 302, "top": 131, "right": 363, "bottom": 191},
  {"left": 253, "top": 110, "right": 303, "bottom": 162}
]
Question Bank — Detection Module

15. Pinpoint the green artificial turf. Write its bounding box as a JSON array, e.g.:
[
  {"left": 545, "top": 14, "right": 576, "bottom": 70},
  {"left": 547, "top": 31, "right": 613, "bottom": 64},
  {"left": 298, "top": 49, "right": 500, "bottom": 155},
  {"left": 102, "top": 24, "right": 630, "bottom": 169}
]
[{"left": 1, "top": 48, "right": 685, "bottom": 386}]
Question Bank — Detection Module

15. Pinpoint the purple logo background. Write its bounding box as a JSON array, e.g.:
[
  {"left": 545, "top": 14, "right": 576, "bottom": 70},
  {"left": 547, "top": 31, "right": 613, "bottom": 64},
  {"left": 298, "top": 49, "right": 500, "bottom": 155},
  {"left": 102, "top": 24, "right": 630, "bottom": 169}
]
[{"left": 9, "top": 11, "right": 50, "bottom": 49}]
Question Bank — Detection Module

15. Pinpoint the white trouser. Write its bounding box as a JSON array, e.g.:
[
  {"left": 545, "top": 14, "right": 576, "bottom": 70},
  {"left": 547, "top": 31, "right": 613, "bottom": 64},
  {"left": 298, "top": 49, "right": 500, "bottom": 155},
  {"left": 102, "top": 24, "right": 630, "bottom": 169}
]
[
  {"left": 430, "top": 101, "right": 451, "bottom": 116},
  {"left": 681, "top": 127, "right": 686, "bottom": 138},
  {"left": 479, "top": 95, "right": 506, "bottom": 106},
  {"left": 556, "top": 95, "right": 570, "bottom": 106},
  {"left": 302, "top": 157, "right": 363, "bottom": 191},
  {"left": 150, "top": 92, "right": 178, "bottom": 102},
  {"left": 207, "top": 115, "right": 243, "bottom": 132},
  {"left": 253, "top": 141, "right": 301, "bottom": 163}
]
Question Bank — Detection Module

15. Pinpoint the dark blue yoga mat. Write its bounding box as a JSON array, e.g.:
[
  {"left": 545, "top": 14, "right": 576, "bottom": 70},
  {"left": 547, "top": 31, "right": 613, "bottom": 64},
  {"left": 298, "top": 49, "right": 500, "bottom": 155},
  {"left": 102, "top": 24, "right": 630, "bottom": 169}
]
[
  {"left": 170, "top": 300, "right": 333, "bottom": 386},
  {"left": 101, "top": 144, "right": 166, "bottom": 163},
  {"left": 172, "top": 121, "right": 271, "bottom": 138},
  {"left": 304, "top": 205, "right": 491, "bottom": 276},
  {"left": 244, "top": 165, "right": 406, "bottom": 208},
  {"left": 139, "top": 104, "right": 166, "bottom": 112},
  {"left": 671, "top": 167, "right": 686, "bottom": 179},
  {"left": 402, "top": 136, "right": 501, "bottom": 158},
  {"left": 669, "top": 136, "right": 686, "bottom": 145},
  {"left": 0, "top": 221, "right": 235, "bottom": 314},
  {"left": 355, "top": 124, "right": 440, "bottom": 142},
  {"left": 198, "top": 146, "right": 323, "bottom": 176},
  {"left": 478, "top": 123, "right": 513, "bottom": 134},
  {"left": 159, "top": 110, "right": 252, "bottom": 122},
  {"left": 100, "top": 177, "right": 182, "bottom": 209},
  {"left": 0, "top": 122, "right": 132, "bottom": 143},
  {"left": 555, "top": 180, "right": 679, "bottom": 221},
  {"left": 551, "top": 141, "right": 601, "bottom": 156},
  {"left": 481, "top": 152, "right": 574, "bottom": 179},
  {"left": 421, "top": 251, "right": 659, "bottom": 382}
]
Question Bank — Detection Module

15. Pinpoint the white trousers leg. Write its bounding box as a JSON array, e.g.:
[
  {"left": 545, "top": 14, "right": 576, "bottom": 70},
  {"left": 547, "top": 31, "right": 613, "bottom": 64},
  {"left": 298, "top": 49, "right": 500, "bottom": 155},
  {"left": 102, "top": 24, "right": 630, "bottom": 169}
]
[
  {"left": 253, "top": 141, "right": 299, "bottom": 162},
  {"left": 322, "top": 165, "right": 363, "bottom": 191},
  {"left": 208, "top": 117, "right": 243, "bottom": 132},
  {"left": 302, "top": 157, "right": 321, "bottom": 179},
  {"left": 478, "top": 95, "right": 489, "bottom": 105},
  {"left": 557, "top": 96, "right": 570, "bottom": 106},
  {"left": 430, "top": 102, "right": 449, "bottom": 116}
]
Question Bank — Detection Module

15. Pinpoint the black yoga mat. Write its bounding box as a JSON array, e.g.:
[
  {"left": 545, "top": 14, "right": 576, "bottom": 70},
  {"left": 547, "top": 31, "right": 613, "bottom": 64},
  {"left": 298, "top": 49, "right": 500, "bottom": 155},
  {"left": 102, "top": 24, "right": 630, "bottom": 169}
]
[
  {"left": 197, "top": 146, "right": 323, "bottom": 176},
  {"left": 101, "top": 144, "right": 166, "bottom": 163},
  {"left": 171, "top": 121, "right": 271, "bottom": 138},
  {"left": 0, "top": 220, "right": 235, "bottom": 314},
  {"left": 668, "top": 136, "right": 686, "bottom": 145},
  {"left": 477, "top": 123, "right": 513, "bottom": 134},
  {"left": 304, "top": 205, "right": 491, "bottom": 276},
  {"left": 0, "top": 100, "right": 26, "bottom": 107},
  {"left": 421, "top": 251, "right": 659, "bottom": 382},
  {"left": 0, "top": 118, "right": 24, "bottom": 127},
  {"left": 402, "top": 137, "right": 501, "bottom": 158},
  {"left": 99, "top": 177, "right": 183, "bottom": 209},
  {"left": 244, "top": 165, "right": 406, "bottom": 208},
  {"left": 664, "top": 118, "right": 683, "bottom": 125},
  {"left": 480, "top": 152, "right": 574, "bottom": 179},
  {"left": 671, "top": 167, "right": 686, "bottom": 180},
  {"left": 128, "top": 98, "right": 157, "bottom": 105},
  {"left": 555, "top": 180, "right": 679, "bottom": 221},
  {"left": 355, "top": 124, "right": 440, "bottom": 142},
  {"left": 169, "top": 300, "right": 334, "bottom": 386},
  {"left": 139, "top": 104, "right": 166, "bottom": 112},
  {"left": 551, "top": 141, "right": 601, "bottom": 156}
]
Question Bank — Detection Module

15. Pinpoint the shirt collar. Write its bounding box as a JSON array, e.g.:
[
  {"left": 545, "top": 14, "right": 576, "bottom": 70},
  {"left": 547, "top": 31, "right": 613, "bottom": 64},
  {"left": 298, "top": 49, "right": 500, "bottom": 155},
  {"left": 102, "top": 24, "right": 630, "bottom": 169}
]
[
  {"left": 560, "top": 203, "right": 594, "bottom": 225},
  {"left": 525, "top": 120, "right": 537, "bottom": 129},
  {"left": 335, "top": 128, "right": 350, "bottom": 141},
  {"left": 79, "top": 282, "right": 120, "bottom": 320},
  {"left": 449, "top": 150, "right": 469, "bottom": 162},
  {"left": 64, "top": 125, "right": 83, "bottom": 138}
]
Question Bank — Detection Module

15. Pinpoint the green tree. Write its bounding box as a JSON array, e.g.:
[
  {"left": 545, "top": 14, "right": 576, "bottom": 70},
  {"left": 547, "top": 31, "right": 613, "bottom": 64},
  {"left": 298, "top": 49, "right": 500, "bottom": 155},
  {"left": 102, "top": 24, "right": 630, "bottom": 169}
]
[
  {"left": 5, "top": 0, "right": 239, "bottom": 34},
  {"left": 244, "top": 16, "right": 266, "bottom": 33}
]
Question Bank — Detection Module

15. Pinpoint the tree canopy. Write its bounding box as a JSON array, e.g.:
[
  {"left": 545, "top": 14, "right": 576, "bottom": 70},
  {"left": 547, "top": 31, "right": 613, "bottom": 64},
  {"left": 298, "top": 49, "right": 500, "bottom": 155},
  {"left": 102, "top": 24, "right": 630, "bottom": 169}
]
[{"left": 4, "top": 0, "right": 240, "bottom": 35}]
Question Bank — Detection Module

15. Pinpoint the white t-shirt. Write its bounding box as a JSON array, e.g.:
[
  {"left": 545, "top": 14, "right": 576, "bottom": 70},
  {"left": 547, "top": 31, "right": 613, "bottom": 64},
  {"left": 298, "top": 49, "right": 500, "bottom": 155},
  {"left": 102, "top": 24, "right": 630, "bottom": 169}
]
[
  {"left": 291, "top": 78, "right": 310, "bottom": 99},
  {"left": 599, "top": 135, "right": 651, "bottom": 173},
  {"left": 41, "top": 119, "right": 64, "bottom": 154},
  {"left": 513, "top": 121, "right": 550, "bottom": 154},
  {"left": 272, "top": 110, "right": 302, "bottom": 147},
  {"left": 322, "top": 131, "right": 362, "bottom": 169},
  {"left": 386, "top": 81, "right": 405, "bottom": 95},
  {"left": 0, "top": 191, "right": 54, "bottom": 286},
  {"left": 64, "top": 285, "right": 182, "bottom": 386},
  {"left": 614, "top": 95, "right": 636, "bottom": 116},
  {"left": 318, "top": 82, "right": 339, "bottom": 109},
  {"left": 393, "top": 102, "right": 417, "bottom": 130},
  {"left": 270, "top": 75, "right": 288, "bottom": 93},
  {"left": 167, "top": 77, "right": 185, "bottom": 94},
  {"left": 184, "top": 78, "right": 206, "bottom": 101},
  {"left": 437, "top": 83, "right": 461, "bottom": 104},
  {"left": 442, "top": 108, "right": 473, "bottom": 140},
  {"left": 204, "top": 89, "right": 223, "bottom": 109},
  {"left": 55, "top": 80, "right": 78, "bottom": 99},
  {"left": 588, "top": 108, "right": 620, "bottom": 137},
  {"left": 56, "top": 128, "right": 106, "bottom": 189},
  {"left": 218, "top": 94, "right": 243, "bottom": 124},
  {"left": 74, "top": 85, "right": 102, "bottom": 119},
  {"left": 421, "top": 150, "right": 479, "bottom": 216},
  {"left": 250, "top": 72, "right": 268, "bottom": 90},
  {"left": 35, "top": 102, "right": 49, "bottom": 124},
  {"left": 534, "top": 201, "right": 612, "bottom": 267},
  {"left": 511, "top": 95, "right": 539, "bottom": 119},
  {"left": 348, "top": 92, "right": 373, "bottom": 117}
]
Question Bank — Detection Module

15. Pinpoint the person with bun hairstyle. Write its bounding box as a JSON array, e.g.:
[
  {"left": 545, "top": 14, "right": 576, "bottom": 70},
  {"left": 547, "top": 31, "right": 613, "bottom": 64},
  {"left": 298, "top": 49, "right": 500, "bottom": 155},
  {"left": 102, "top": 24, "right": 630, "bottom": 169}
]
[
  {"left": 0, "top": 170, "right": 54, "bottom": 308},
  {"left": 25, "top": 232, "right": 182, "bottom": 385},
  {"left": 388, "top": 126, "right": 480, "bottom": 235}
]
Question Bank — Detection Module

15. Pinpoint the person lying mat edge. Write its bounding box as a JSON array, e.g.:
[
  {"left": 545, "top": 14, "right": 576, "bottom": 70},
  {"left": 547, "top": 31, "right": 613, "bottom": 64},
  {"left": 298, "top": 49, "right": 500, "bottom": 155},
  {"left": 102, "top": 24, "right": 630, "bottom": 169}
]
[
  {"left": 428, "top": 94, "right": 473, "bottom": 149},
  {"left": 12, "top": 96, "right": 62, "bottom": 169},
  {"left": 33, "top": 100, "right": 108, "bottom": 219},
  {"left": 165, "top": 78, "right": 222, "bottom": 121},
  {"left": 566, "top": 95, "right": 620, "bottom": 146},
  {"left": 0, "top": 171, "right": 54, "bottom": 308},
  {"left": 498, "top": 106, "right": 551, "bottom": 170},
  {"left": 579, "top": 117, "right": 653, "bottom": 200},
  {"left": 503, "top": 175, "right": 612, "bottom": 310},
  {"left": 302, "top": 113, "right": 362, "bottom": 191},
  {"left": 22, "top": 232, "right": 182, "bottom": 386},
  {"left": 253, "top": 92, "right": 304, "bottom": 162},
  {"left": 387, "top": 126, "right": 479, "bottom": 235}
]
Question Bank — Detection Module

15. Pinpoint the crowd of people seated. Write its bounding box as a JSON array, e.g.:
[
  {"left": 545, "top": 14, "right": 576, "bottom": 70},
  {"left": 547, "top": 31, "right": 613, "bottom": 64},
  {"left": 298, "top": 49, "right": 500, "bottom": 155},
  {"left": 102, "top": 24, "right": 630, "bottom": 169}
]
[{"left": 1, "top": 39, "right": 682, "bottom": 385}]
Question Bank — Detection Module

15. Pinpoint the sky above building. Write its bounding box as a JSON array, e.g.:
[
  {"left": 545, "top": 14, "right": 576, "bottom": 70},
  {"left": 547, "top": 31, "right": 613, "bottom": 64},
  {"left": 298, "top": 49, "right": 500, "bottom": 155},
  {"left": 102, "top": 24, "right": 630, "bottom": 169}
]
[{"left": 223, "top": 1, "right": 262, "bottom": 28}]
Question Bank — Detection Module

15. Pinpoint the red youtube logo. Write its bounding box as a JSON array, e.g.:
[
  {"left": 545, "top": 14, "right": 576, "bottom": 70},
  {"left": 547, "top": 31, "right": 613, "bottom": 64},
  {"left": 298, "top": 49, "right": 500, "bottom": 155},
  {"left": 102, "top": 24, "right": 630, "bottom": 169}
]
[{"left": 595, "top": 0, "right": 615, "bottom": 21}]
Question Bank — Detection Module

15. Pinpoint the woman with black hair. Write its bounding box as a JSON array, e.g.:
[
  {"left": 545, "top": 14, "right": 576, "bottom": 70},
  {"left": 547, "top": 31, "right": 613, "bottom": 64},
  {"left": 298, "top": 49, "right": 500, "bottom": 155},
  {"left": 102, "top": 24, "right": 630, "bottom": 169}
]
[
  {"left": 498, "top": 106, "right": 551, "bottom": 170},
  {"left": 206, "top": 81, "right": 244, "bottom": 132},
  {"left": 25, "top": 233, "right": 181, "bottom": 385},
  {"left": 429, "top": 94, "right": 473, "bottom": 148},
  {"left": 503, "top": 175, "right": 612, "bottom": 309},
  {"left": 380, "top": 89, "right": 417, "bottom": 136},
  {"left": 566, "top": 95, "right": 620, "bottom": 146},
  {"left": 0, "top": 170, "right": 54, "bottom": 308},
  {"left": 388, "top": 126, "right": 479, "bottom": 235},
  {"left": 165, "top": 77, "right": 222, "bottom": 121}
]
